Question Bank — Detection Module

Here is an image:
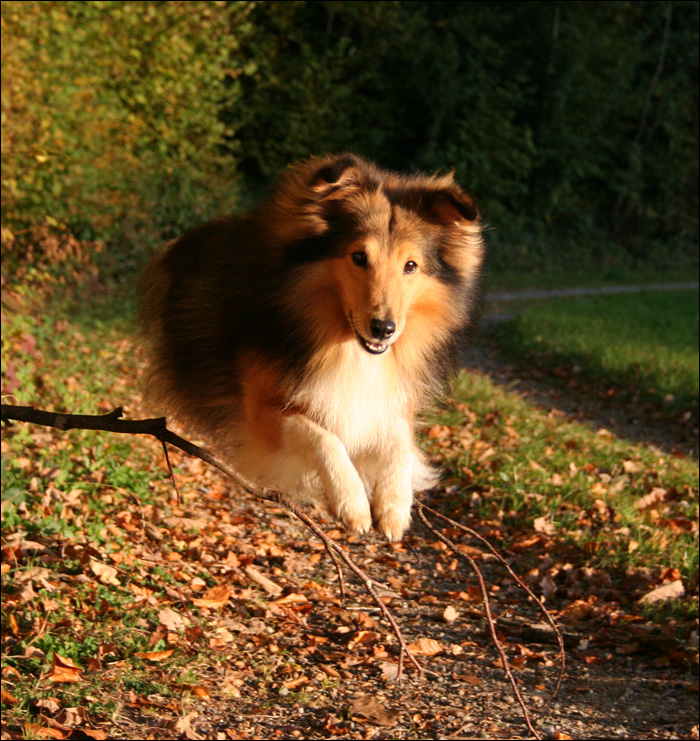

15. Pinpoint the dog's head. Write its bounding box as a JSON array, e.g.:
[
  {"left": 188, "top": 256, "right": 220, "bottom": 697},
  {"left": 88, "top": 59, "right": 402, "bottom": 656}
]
[{"left": 277, "top": 154, "right": 484, "bottom": 357}]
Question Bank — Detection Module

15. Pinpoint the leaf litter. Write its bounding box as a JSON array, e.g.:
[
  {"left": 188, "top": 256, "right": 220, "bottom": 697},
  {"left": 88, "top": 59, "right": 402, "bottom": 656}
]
[{"left": 2, "top": 298, "right": 699, "bottom": 739}]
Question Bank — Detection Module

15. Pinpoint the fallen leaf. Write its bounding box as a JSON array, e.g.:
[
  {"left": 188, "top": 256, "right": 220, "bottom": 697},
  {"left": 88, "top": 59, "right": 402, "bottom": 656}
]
[
  {"left": 350, "top": 694, "right": 400, "bottom": 726},
  {"left": 1, "top": 688, "right": 17, "bottom": 705},
  {"left": 533, "top": 515, "right": 556, "bottom": 535},
  {"left": 192, "top": 585, "right": 231, "bottom": 608},
  {"left": 134, "top": 649, "right": 175, "bottom": 662},
  {"left": 175, "top": 711, "right": 203, "bottom": 740},
  {"left": 379, "top": 661, "right": 400, "bottom": 682},
  {"left": 23, "top": 723, "right": 65, "bottom": 739},
  {"left": 48, "top": 654, "right": 82, "bottom": 684},
  {"left": 158, "top": 607, "right": 190, "bottom": 631},
  {"left": 635, "top": 488, "right": 667, "bottom": 511},
  {"left": 443, "top": 605, "right": 459, "bottom": 623},
  {"left": 55, "top": 707, "right": 85, "bottom": 727},
  {"left": 191, "top": 687, "right": 211, "bottom": 701},
  {"left": 269, "top": 592, "right": 308, "bottom": 606},
  {"left": 34, "top": 698, "right": 61, "bottom": 715},
  {"left": 637, "top": 579, "right": 685, "bottom": 605},
  {"left": 407, "top": 637, "right": 443, "bottom": 656},
  {"left": 89, "top": 560, "right": 120, "bottom": 586},
  {"left": 81, "top": 730, "right": 109, "bottom": 740},
  {"left": 282, "top": 676, "right": 309, "bottom": 690},
  {"left": 559, "top": 600, "right": 591, "bottom": 622}
]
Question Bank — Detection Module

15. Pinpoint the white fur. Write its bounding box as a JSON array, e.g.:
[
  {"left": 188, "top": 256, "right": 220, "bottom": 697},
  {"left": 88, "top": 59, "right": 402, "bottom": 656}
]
[{"left": 230, "top": 338, "right": 437, "bottom": 540}]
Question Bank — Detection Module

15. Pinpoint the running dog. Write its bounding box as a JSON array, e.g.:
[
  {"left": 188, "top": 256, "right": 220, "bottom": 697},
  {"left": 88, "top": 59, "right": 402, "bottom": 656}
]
[{"left": 140, "top": 154, "right": 484, "bottom": 541}]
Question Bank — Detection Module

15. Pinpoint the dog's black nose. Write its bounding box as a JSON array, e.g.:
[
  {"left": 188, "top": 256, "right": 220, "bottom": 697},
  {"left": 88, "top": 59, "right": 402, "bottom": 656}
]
[{"left": 370, "top": 319, "right": 396, "bottom": 340}]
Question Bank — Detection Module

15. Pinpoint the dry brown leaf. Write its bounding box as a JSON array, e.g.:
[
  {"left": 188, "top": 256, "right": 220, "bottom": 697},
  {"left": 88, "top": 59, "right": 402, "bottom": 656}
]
[
  {"left": 81, "top": 730, "right": 109, "bottom": 740},
  {"left": 1, "top": 688, "right": 18, "bottom": 705},
  {"left": 23, "top": 723, "right": 65, "bottom": 740},
  {"left": 89, "top": 560, "right": 120, "bottom": 586},
  {"left": 533, "top": 515, "right": 556, "bottom": 535},
  {"left": 442, "top": 605, "right": 459, "bottom": 623},
  {"left": 48, "top": 654, "right": 82, "bottom": 684},
  {"left": 175, "top": 711, "right": 203, "bottom": 741},
  {"left": 55, "top": 707, "right": 85, "bottom": 728},
  {"left": 192, "top": 585, "right": 231, "bottom": 608},
  {"left": 635, "top": 488, "right": 667, "bottom": 511},
  {"left": 638, "top": 579, "right": 685, "bottom": 605},
  {"left": 559, "top": 599, "right": 591, "bottom": 622},
  {"left": 282, "top": 676, "right": 310, "bottom": 690},
  {"left": 135, "top": 649, "right": 175, "bottom": 662},
  {"left": 319, "top": 664, "right": 341, "bottom": 679},
  {"left": 191, "top": 687, "right": 211, "bottom": 701},
  {"left": 379, "top": 661, "right": 400, "bottom": 682},
  {"left": 158, "top": 607, "right": 190, "bottom": 631},
  {"left": 407, "top": 637, "right": 443, "bottom": 656},
  {"left": 34, "top": 697, "right": 61, "bottom": 715},
  {"left": 350, "top": 694, "right": 400, "bottom": 726},
  {"left": 269, "top": 592, "right": 308, "bottom": 606}
]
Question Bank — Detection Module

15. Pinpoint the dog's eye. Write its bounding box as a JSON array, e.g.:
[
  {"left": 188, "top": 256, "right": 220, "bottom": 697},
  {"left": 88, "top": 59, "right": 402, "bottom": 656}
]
[
  {"left": 404, "top": 260, "right": 418, "bottom": 274},
  {"left": 352, "top": 251, "right": 368, "bottom": 267}
]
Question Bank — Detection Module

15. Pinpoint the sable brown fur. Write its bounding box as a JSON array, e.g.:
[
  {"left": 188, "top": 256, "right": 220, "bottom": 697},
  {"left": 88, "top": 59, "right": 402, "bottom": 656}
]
[{"left": 140, "top": 154, "right": 484, "bottom": 541}]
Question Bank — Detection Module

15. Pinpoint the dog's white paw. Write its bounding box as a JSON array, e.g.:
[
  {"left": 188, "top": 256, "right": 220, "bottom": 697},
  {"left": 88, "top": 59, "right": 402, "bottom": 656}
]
[
  {"left": 372, "top": 495, "right": 412, "bottom": 542},
  {"left": 321, "top": 456, "right": 372, "bottom": 534},
  {"left": 332, "top": 480, "right": 372, "bottom": 534}
]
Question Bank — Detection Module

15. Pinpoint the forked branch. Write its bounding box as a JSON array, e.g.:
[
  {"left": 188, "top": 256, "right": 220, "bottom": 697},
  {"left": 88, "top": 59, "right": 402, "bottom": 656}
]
[{"left": 2, "top": 404, "right": 565, "bottom": 736}]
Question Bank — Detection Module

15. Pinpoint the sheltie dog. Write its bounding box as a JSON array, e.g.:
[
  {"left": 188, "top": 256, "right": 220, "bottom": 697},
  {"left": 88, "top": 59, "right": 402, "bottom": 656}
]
[{"left": 140, "top": 154, "right": 484, "bottom": 541}]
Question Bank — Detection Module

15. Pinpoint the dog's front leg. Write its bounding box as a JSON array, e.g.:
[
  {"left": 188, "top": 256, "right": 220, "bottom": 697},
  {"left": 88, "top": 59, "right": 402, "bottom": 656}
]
[
  {"left": 370, "top": 421, "right": 416, "bottom": 542},
  {"left": 281, "top": 415, "right": 372, "bottom": 534}
]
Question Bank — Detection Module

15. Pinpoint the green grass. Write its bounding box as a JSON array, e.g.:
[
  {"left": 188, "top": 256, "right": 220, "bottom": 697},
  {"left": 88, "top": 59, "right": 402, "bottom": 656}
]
[
  {"left": 498, "top": 289, "right": 699, "bottom": 410},
  {"left": 428, "top": 370, "right": 699, "bottom": 593}
]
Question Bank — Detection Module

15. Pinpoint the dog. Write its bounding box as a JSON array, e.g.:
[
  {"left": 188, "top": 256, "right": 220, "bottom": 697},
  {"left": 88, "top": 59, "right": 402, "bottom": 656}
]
[{"left": 139, "top": 154, "right": 484, "bottom": 541}]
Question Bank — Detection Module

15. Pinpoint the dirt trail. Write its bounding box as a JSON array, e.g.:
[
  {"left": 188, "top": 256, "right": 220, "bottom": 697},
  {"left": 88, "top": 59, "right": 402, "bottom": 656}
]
[{"left": 466, "top": 282, "right": 699, "bottom": 459}]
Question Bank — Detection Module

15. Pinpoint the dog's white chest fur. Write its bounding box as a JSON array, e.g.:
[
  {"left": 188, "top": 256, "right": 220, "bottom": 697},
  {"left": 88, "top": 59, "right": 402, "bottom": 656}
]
[{"left": 293, "top": 340, "right": 406, "bottom": 455}]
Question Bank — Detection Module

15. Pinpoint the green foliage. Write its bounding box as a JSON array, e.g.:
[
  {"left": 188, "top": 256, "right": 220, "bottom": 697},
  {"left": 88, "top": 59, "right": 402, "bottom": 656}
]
[
  {"left": 230, "top": 1, "right": 698, "bottom": 270},
  {"left": 1, "top": 0, "right": 698, "bottom": 273},
  {"left": 1, "top": 0, "right": 248, "bottom": 250}
]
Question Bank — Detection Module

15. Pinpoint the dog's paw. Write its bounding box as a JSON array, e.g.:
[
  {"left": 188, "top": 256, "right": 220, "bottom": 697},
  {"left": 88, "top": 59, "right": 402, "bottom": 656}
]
[
  {"left": 372, "top": 498, "right": 412, "bottom": 542},
  {"left": 325, "top": 466, "right": 371, "bottom": 534},
  {"left": 333, "top": 484, "right": 372, "bottom": 535}
]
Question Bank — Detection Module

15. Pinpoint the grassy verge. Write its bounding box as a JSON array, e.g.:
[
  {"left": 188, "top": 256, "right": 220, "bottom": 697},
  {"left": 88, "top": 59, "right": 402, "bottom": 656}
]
[
  {"left": 493, "top": 289, "right": 699, "bottom": 417},
  {"left": 427, "top": 371, "right": 698, "bottom": 595}
]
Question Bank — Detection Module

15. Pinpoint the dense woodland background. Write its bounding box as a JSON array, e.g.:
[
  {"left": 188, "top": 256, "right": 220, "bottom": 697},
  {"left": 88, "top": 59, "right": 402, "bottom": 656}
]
[{"left": 2, "top": 0, "right": 698, "bottom": 278}]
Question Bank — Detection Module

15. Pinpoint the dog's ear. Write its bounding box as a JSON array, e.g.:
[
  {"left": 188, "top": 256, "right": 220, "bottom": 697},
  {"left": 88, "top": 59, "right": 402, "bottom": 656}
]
[
  {"left": 310, "top": 155, "right": 361, "bottom": 192},
  {"left": 425, "top": 187, "right": 478, "bottom": 226}
]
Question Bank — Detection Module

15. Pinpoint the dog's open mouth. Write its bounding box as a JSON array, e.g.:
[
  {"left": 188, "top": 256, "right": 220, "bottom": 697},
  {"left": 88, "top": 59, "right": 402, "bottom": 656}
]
[
  {"left": 356, "top": 334, "right": 389, "bottom": 355},
  {"left": 348, "top": 311, "right": 390, "bottom": 355}
]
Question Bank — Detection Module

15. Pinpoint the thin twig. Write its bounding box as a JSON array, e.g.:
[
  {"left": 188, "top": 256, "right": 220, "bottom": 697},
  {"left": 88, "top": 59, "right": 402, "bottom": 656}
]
[
  {"left": 1, "top": 404, "right": 418, "bottom": 675},
  {"left": 416, "top": 504, "right": 542, "bottom": 740},
  {"left": 283, "top": 501, "right": 425, "bottom": 679},
  {"left": 161, "top": 439, "right": 181, "bottom": 505},
  {"left": 417, "top": 501, "right": 565, "bottom": 708}
]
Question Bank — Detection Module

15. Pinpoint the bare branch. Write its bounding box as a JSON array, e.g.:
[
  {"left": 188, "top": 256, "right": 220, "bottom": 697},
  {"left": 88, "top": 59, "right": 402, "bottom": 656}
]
[
  {"left": 1, "top": 403, "right": 422, "bottom": 677},
  {"left": 3, "top": 402, "right": 560, "bottom": 732}
]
